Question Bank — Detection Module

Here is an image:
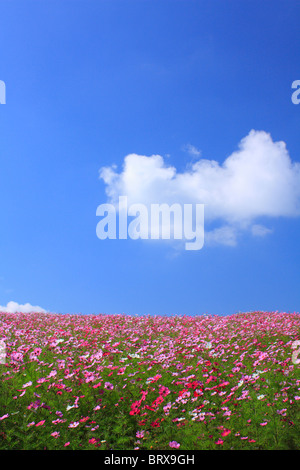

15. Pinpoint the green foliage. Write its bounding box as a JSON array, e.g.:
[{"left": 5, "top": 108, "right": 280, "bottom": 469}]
[{"left": 1, "top": 311, "right": 300, "bottom": 450}]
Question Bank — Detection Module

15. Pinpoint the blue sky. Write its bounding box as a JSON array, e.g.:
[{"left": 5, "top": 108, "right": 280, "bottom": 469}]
[{"left": 0, "top": 0, "right": 300, "bottom": 316}]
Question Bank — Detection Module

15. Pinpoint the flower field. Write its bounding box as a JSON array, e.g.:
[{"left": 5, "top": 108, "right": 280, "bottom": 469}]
[{"left": 0, "top": 311, "right": 300, "bottom": 450}]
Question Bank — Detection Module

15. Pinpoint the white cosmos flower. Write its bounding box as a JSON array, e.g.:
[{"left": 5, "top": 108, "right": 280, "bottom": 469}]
[{"left": 257, "top": 394, "right": 265, "bottom": 400}]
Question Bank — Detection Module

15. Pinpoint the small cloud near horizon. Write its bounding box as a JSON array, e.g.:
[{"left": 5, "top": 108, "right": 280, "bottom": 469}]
[{"left": 0, "top": 301, "right": 47, "bottom": 314}]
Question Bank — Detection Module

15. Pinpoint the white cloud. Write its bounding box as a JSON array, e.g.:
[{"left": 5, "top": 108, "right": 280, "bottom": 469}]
[
  {"left": 205, "top": 226, "right": 239, "bottom": 246},
  {"left": 182, "top": 143, "right": 201, "bottom": 158},
  {"left": 251, "top": 224, "right": 273, "bottom": 237},
  {"left": 99, "top": 130, "right": 300, "bottom": 246},
  {"left": 0, "top": 301, "right": 47, "bottom": 314}
]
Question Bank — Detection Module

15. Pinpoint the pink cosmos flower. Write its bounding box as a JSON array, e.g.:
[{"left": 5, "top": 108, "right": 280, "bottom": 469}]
[
  {"left": 104, "top": 382, "right": 114, "bottom": 390},
  {"left": 10, "top": 352, "right": 23, "bottom": 363},
  {"left": 89, "top": 438, "right": 99, "bottom": 445},
  {"left": 68, "top": 421, "right": 79, "bottom": 428},
  {"left": 215, "top": 439, "right": 224, "bottom": 445},
  {"left": 34, "top": 347, "right": 42, "bottom": 354},
  {"left": 79, "top": 416, "right": 90, "bottom": 423},
  {"left": 93, "top": 382, "right": 102, "bottom": 389},
  {"left": 22, "top": 381, "right": 32, "bottom": 388},
  {"left": 169, "top": 441, "right": 180, "bottom": 448}
]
